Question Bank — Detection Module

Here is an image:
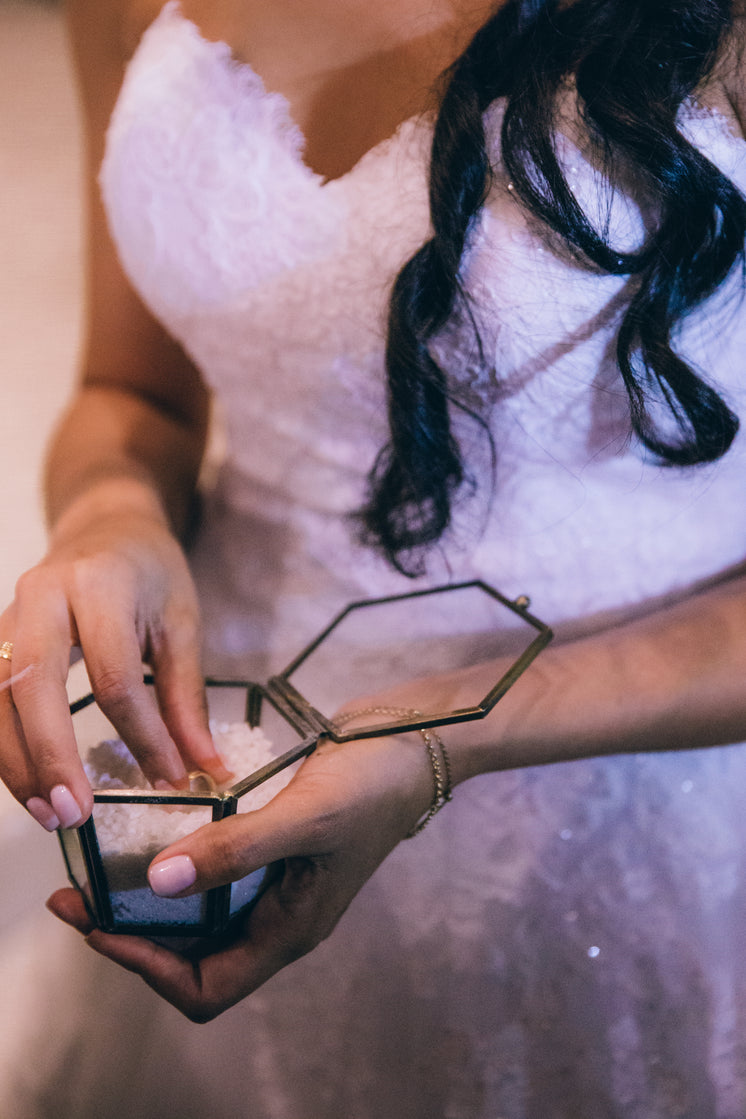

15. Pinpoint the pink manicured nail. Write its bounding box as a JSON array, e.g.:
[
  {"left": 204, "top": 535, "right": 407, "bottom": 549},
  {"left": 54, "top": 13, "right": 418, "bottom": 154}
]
[
  {"left": 26, "top": 797, "right": 61, "bottom": 832},
  {"left": 148, "top": 855, "right": 197, "bottom": 897},
  {"left": 49, "top": 785, "right": 84, "bottom": 829}
]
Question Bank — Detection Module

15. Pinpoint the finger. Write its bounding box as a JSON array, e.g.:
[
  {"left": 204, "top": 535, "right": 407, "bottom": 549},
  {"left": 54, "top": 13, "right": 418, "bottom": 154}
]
[
  {"left": 43, "top": 901, "right": 255, "bottom": 1023},
  {"left": 46, "top": 887, "right": 97, "bottom": 934},
  {"left": 47, "top": 887, "right": 180, "bottom": 970},
  {"left": 146, "top": 788, "right": 323, "bottom": 899},
  {"left": 149, "top": 620, "right": 233, "bottom": 783},
  {"left": 0, "top": 642, "right": 38, "bottom": 811},
  {"left": 84, "top": 928, "right": 245, "bottom": 1022},
  {"left": 46, "top": 887, "right": 235, "bottom": 1021},
  {"left": 0, "top": 684, "right": 39, "bottom": 810},
  {"left": 7, "top": 587, "right": 94, "bottom": 826},
  {"left": 76, "top": 605, "right": 189, "bottom": 790},
  {"left": 75, "top": 862, "right": 343, "bottom": 1021}
]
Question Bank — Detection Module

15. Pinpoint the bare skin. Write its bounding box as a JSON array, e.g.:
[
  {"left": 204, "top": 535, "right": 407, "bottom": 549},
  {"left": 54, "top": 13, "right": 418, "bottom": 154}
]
[{"left": 3, "top": 0, "right": 746, "bottom": 1019}]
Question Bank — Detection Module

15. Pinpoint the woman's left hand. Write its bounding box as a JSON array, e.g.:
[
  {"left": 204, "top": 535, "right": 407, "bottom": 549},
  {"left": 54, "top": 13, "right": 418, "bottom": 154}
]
[{"left": 46, "top": 730, "right": 437, "bottom": 1022}]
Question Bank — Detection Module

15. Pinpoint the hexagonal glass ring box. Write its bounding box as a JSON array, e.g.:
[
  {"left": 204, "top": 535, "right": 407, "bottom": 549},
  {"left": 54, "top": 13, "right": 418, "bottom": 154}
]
[{"left": 58, "top": 580, "right": 552, "bottom": 938}]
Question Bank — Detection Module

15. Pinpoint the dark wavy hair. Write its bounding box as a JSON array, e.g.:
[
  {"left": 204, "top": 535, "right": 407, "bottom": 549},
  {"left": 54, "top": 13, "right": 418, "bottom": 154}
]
[{"left": 360, "top": 0, "right": 746, "bottom": 574}]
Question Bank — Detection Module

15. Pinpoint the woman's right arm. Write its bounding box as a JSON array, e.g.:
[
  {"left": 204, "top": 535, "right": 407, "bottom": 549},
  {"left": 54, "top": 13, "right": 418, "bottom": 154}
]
[{"left": 0, "top": 0, "right": 230, "bottom": 832}]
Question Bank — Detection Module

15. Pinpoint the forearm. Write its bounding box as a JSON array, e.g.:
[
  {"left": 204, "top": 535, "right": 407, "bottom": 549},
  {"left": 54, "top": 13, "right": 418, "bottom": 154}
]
[
  {"left": 45, "top": 384, "right": 207, "bottom": 542},
  {"left": 435, "top": 572, "right": 746, "bottom": 784}
]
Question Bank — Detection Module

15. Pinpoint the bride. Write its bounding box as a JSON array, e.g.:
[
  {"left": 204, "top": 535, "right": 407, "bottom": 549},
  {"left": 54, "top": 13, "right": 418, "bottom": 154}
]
[{"left": 3, "top": 1, "right": 746, "bottom": 1114}]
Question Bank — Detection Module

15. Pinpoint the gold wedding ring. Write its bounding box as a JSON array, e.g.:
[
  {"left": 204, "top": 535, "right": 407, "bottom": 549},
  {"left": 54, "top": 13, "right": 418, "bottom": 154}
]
[
  {"left": 188, "top": 770, "right": 218, "bottom": 793},
  {"left": 0, "top": 641, "right": 13, "bottom": 662}
]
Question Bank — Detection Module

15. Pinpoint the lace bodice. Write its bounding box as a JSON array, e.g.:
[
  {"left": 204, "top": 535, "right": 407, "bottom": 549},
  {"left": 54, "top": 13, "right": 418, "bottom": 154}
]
[{"left": 101, "top": 3, "right": 746, "bottom": 667}]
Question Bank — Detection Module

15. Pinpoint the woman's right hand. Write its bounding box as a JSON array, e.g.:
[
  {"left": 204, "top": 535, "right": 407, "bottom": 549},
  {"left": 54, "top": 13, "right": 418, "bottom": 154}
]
[
  {"left": 0, "top": 0, "right": 234, "bottom": 831},
  {"left": 0, "top": 495, "right": 231, "bottom": 832}
]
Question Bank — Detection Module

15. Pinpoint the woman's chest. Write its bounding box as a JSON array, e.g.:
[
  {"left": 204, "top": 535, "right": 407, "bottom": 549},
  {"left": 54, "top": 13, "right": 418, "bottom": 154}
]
[{"left": 121, "top": 0, "right": 498, "bottom": 181}]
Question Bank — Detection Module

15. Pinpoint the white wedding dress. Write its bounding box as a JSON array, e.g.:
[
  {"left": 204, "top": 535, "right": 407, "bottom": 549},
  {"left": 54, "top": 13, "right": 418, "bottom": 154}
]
[{"left": 6, "top": 4, "right": 746, "bottom": 1116}]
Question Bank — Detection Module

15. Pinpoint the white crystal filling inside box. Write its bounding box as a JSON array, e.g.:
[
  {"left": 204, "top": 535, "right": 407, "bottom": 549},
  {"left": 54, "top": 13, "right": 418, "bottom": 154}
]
[
  {"left": 82, "top": 722, "right": 294, "bottom": 926},
  {"left": 86, "top": 719, "right": 279, "bottom": 790}
]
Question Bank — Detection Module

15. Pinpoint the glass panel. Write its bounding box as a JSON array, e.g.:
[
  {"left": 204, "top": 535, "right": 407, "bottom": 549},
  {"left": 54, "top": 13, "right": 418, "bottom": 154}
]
[
  {"left": 58, "top": 826, "right": 92, "bottom": 903},
  {"left": 220, "top": 693, "right": 308, "bottom": 798},
  {"left": 205, "top": 680, "right": 252, "bottom": 725},
  {"left": 249, "top": 695, "right": 310, "bottom": 751},
  {"left": 93, "top": 801, "right": 213, "bottom": 928},
  {"left": 66, "top": 651, "right": 91, "bottom": 701},
  {"left": 229, "top": 764, "right": 298, "bottom": 920},
  {"left": 282, "top": 582, "right": 548, "bottom": 729},
  {"left": 228, "top": 868, "right": 267, "bottom": 919},
  {"left": 211, "top": 713, "right": 280, "bottom": 785},
  {"left": 209, "top": 689, "right": 302, "bottom": 927},
  {"left": 72, "top": 698, "right": 129, "bottom": 782},
  {"left": 228, "top": 700, "right": 308, "bottom": 923}
]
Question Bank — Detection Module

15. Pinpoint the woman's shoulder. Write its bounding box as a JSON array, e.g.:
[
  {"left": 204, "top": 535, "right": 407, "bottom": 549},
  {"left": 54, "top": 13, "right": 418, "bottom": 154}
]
[{"left": 65, "top": 0, "right": 167, "bottom": 63}]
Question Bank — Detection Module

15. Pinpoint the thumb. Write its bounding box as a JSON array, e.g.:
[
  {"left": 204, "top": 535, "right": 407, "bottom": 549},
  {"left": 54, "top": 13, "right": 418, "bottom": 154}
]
[
  {"left": 150, "top": 638, "right": 233, "bottom": 784},
  {"left": 146, "top": 790, "right": 316, "bottom": 898}
]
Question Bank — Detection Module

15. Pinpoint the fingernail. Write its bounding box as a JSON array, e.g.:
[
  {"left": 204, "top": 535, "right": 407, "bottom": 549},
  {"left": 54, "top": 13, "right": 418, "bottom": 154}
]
[
  {"left": 26, "top": 797, "right": 61, "bottom": 832},
  {"left": 154, "top": 769, "right": 190, "bottom": 791},
  {"left": 49, "top": 785, "right": 84, "bottom": 829},
  {"left": 213, "top": 763, "right": 235, "bottom": 785},
  {"left": 148, "top": 855, "right": 197, "bottom": 897}
]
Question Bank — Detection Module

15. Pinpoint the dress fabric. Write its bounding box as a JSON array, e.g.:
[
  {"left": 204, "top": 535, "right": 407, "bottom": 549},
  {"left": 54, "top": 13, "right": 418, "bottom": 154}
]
[{"left": 11, "top": 4, "right": 746, "bottom": 1117}]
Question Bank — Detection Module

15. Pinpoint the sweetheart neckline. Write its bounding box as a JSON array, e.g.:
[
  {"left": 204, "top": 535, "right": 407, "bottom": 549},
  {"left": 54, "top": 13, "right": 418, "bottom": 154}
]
[
  {"left": 153, "top": 1, "right": 431, "bottom": 188},
  {"left": 142, "top": 2, "right": 746, "bottom": 195}
]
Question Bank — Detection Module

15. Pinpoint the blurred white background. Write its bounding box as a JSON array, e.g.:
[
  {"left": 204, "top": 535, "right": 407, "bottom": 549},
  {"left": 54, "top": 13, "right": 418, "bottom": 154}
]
[
  {"left": 0, "top": 0, "right": 82, "bottom": 871},
  {"left": 0, "top": 13, "right": 227, "bottom": 1118},
  {"left": 0, "top": 0, "right": 82, "bottom": 597}
]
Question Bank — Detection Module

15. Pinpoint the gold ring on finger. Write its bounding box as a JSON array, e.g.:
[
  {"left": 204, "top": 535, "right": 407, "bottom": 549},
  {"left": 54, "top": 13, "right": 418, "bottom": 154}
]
[{"left": 0, "top": 641, "right": 13, "bottom": 662}]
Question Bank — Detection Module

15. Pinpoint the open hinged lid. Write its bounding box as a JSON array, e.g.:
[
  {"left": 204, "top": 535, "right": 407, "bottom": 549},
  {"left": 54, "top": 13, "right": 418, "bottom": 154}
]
[
  {"left": 66, "top": 579, "right": 551, "bottom": 807},
  {"left": 265, "top": 580, "right": 552, "bottom": 742}
]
